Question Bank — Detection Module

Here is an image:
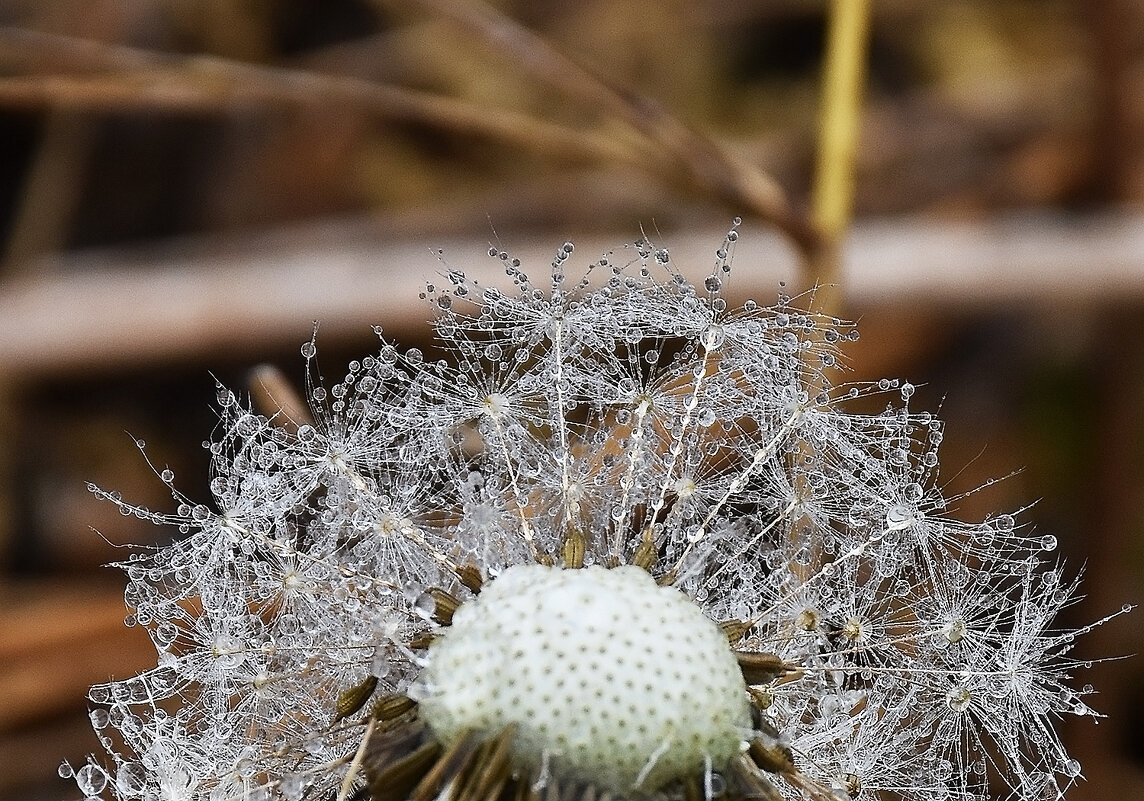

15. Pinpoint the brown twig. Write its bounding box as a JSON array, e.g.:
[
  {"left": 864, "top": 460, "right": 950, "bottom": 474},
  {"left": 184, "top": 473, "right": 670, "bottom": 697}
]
[
  {"left": 0, "top": 18, "right": 817, "bottom": 255},
  {"left": 0, "top": 27, "right": 633, "bottom": 166},
  {"left": 249, "top": 364, "right": 314, "bottom": 435},
  {"left": 394, "top": 0, "right": 818, "bottom": 253}
]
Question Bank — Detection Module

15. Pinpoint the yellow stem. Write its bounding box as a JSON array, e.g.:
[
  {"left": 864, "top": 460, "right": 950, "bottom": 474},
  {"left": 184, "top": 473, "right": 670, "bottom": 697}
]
[{"left": 809, "top": 0, "right": 872, "bottom": 318}]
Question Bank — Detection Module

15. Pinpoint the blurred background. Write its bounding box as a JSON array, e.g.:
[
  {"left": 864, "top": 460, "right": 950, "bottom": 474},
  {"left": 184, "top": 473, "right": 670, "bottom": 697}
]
[{"left": 0, "top": 1, "right": 1142, "bottom": 799}]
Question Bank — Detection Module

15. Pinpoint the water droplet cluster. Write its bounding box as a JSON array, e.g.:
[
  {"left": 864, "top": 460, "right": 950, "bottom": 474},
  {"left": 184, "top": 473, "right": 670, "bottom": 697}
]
[{"left": 72, "top": 229, "right": 1113, "bottom": 801}]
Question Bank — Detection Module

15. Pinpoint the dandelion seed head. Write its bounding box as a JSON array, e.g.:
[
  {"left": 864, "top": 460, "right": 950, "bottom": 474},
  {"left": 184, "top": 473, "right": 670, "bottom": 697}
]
[{"left": 70, "top": 232, "right": 1124, "bottom": 801}]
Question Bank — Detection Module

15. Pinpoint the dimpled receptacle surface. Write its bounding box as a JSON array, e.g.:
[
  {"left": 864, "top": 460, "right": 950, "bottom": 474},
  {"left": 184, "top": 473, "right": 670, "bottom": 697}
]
[{"left": 414, "top": 564, "right": 751, "bottom": 793}]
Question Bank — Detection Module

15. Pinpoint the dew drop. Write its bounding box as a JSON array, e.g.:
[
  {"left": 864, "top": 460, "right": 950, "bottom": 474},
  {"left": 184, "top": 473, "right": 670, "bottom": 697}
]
[
  {"left": 414, "top": 591, "right": 436, "bottom": 620},
  {"left": 885, "top": 504, "right": 914, "bottom": 531},
  {"left": 699, "top": 324, "right": 725, "bottom": 350},
  {"left": 116, "top": 761, "right": 147, "bottom": 797},
  {"left": 946, "top": 687, "right": 972, "bottom": 712},
  {"left": 76, "top": 764, "right": 109, "bottom": 796},
  {"left": 300, "top": 341, "right": 317, "bottom": 359}
]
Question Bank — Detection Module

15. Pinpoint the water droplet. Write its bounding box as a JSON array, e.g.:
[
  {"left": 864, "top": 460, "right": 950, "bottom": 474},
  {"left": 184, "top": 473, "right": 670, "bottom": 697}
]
[
  {"left": 76, "top": 764, "right": 109, "bottom": 796},
  {"left": 414, "top": 591, "right": 436, "bottom": 619},
  {"left": 1040, "top": 535, "right": 1057, "bottom": 551},
  {"left": 946, "top": 686, "right": 972, "bottom": 712},
  {"left": 300, "top": 341, "right": 317, "bottom": 359},
  {"left": 704, "top": 275, "right": 722, "bottom": 292},
  {"left": 885, "top": 504, "right": 914, "bottom": 531},
  {"left": 699, "top": 324, "right": 725, "bottom": 350},
  {"left": 116, "top": 761, "right": 147, "bottom": 796},
  {"left": 943, "top": 618, "right": 967, "bottom": 644}
]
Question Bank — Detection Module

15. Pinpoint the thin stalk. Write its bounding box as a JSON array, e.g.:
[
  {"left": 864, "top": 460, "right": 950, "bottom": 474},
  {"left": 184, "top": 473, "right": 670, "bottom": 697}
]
[{"left": 807, "top": 0, "right": 872, "bottom": 318}]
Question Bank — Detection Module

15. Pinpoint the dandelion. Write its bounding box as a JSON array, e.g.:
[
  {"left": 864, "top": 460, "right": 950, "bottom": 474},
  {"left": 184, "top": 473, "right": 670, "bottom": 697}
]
[{"left": 66, "top": 225, "right": 1124, "bottom": 801}]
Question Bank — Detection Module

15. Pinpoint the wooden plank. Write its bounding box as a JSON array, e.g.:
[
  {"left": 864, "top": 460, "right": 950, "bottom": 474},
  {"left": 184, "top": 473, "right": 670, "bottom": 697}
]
[
  {"left": 0, "top": 581, "right": 154, "bottom": 730},
  {"left": 0, "top": 213, "right": 1142, "bottom": 379}
]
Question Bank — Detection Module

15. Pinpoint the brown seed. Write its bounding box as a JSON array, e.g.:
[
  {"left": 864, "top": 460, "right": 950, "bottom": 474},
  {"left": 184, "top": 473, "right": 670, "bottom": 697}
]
[
  {"left": 457, "top": 564, "right": 484, "bottom": 594},
  {"left": 509, "top": 771, "right": 537, "bottom": 801},
  {"left": 719, "top": 618, "right": 753, "bottom": 645},
  {"left": 747, "top": 686, "right": 774, "bottom": 711},
  {"left": 562, "top": 530, "right": 586, "bottom": 569},
  {"left": 457, "top": 724, "right": 519, "bottom": 801},
  {"left": 735, "top": 651, "right": 798, "bottom": 685},
  {"left": 409, "top": 633, "right": 437, "bottom": 649},
  {"left": 371, "top": 693, "right": 417, "bottom": 722},
  {"left": 630, "top": 537, "right": 657, "bottom": 572},
  {"left": 335, "top": 675, "right": 379, "bottom": 721},
  {"left": 410, "top": 730, "right": 481, "bottom": 801},
  {"left": 725, "top": 753, "right": 787, "bottom": 801},
  {"left": 430, "top": 588, "right": 461, "bottom": 626},
  {"left": 748, "top": 738, "right": 796, "bottom": 776},
  {"left": 366, "top": 740, "right": 443, "bottom": 801}
]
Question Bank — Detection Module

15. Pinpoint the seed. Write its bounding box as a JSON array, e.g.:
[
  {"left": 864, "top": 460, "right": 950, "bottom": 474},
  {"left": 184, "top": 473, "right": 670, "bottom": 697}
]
[
  {"left": 335, "top": 675, "right": 379, "bottom": 721},
  {"left": 429, "top": 588, "right": 461, "bottom": 626},
  {"left": 734, "top": 651, "right": 798, "bottom": 685}
]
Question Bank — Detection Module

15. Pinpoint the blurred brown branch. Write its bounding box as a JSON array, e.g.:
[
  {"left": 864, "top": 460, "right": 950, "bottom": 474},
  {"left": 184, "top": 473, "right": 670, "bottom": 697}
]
[
  {"left": 0, "top": 27, "right": 632, "bottom": 164},
  {"left": 0, "top": 17, "right": 819, "bottom": 261},
  {"left": 401, "top": 0, "right": 817, "bottom": 253},
  {"left": 2, "top": 213, "right": 1143, "bottom": 379}
]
